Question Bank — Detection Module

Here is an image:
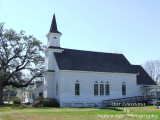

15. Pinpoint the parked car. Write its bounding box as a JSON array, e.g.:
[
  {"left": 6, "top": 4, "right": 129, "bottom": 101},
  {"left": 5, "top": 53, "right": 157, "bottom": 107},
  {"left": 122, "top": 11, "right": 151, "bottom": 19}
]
[{"left": 148, "top": 99, "right": 155, "bottom": 105}]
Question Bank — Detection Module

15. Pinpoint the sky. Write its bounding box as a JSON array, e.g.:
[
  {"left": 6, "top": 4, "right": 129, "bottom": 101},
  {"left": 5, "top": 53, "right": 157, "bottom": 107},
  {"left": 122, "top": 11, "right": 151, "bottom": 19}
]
[{"left": 0, "top": 0, "right": 160, "bottom": 65}]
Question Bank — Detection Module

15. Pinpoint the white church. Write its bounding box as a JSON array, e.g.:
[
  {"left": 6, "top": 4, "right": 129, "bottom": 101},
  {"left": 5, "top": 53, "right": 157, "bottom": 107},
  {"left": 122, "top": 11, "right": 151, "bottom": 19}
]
[{"left": 44, "top": 14, "right": 157, "bottom": 107}]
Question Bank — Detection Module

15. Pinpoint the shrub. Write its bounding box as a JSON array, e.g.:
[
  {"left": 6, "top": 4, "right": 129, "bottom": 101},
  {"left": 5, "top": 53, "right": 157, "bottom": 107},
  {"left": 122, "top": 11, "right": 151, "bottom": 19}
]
[
  {"left": 32, "top": 98, "right": 59, "bottom": 107},
  {"left": 12, "top": 97, "right": 21, "bottom": 105},
  {"left": 31, "top": 101, "right": 40, "bottom": 107}
]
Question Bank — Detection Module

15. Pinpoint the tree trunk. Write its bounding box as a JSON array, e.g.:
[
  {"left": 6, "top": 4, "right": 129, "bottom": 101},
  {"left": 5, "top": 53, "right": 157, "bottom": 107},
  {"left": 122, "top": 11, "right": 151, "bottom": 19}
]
[{"left": 0, "top": 84, "right": 4, "bottom": 105}]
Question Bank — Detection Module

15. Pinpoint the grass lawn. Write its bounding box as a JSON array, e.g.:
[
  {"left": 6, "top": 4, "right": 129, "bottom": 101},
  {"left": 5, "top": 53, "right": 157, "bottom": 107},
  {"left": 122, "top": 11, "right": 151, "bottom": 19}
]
[{"left": 0, "top": 104, "right": 160, "bottom": 120}]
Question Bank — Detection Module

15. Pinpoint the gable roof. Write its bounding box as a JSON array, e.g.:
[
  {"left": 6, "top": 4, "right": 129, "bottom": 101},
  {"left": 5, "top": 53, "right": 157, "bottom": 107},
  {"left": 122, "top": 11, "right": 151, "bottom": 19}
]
[
  {"left": 133, "top": 65, "right": 157, "bottom": 85},
  {"left": 54, "top": 48, "right": 137, "bottom": 73},
  {"left": 53, "top": 48, "right": 156, "bottom": 85}
]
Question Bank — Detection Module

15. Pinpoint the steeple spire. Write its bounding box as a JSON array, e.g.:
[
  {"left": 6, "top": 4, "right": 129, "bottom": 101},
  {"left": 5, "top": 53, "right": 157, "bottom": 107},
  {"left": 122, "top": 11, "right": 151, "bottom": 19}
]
[{"left": 50, "top": 14, "right": 61, "bottom": 34}]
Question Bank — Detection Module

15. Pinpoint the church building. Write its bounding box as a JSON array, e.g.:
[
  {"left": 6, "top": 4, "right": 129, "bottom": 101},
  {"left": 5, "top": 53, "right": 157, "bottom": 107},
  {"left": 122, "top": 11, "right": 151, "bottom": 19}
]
[{"left": 44, "top": 14, "right": 157, "bottom": 107}]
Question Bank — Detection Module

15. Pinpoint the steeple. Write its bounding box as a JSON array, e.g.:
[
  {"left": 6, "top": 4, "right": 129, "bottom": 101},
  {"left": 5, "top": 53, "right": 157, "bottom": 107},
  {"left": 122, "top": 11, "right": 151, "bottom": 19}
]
[
  {"left": 46, "top": 14, "right": 62, "bottom": 47},
  {"left": 50, "top": 14, "right": 61, "bottom": 34}
]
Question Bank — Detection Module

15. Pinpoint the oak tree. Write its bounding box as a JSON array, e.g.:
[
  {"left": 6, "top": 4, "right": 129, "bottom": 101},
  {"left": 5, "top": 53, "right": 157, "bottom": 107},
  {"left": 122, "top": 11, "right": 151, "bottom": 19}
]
[{"left": 0, "top": 23, "right": 44, "bottom": 105}]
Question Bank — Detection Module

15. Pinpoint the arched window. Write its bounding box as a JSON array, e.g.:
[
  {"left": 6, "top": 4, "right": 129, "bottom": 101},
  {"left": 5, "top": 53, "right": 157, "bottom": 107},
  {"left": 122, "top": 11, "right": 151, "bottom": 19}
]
[
  {"left": 100, "top": 81, "right": 104, "bottom": 95},
  {"left": 75, "top": 80, "right": 80, "bottom": 96},
  {"left": 122, "top": 82, "right": 126, "bottom": 95},
  {"left": 94, "top": 81, "right": 98, "bottom": 95},
  {"left": 105, "top": 81, "right": 110, "bottom": 95}
]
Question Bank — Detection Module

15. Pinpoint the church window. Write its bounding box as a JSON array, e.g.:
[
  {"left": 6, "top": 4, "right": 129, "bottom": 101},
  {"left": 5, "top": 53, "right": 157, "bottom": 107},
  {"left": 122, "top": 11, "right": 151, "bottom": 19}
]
[
  {"left": 100, "top": 82, "right": 104, "bottom": 95},
  {"left": 122, "top": 82, "right": 126, "bottom": 95},
  {"left": 105, "top": 81, "right": 110, "bottom": 95},
  {"left": 56, "top": 81, "right": 58, "bottom": 95},
  {"left": 75, "top": 81, "right": 80, "bottom": 96},
  {"left": 39, "top": 92, "right": 43, "bottom": 97},
  {"left": 94, "top": 81, "right": 98, "bottom": 95}
]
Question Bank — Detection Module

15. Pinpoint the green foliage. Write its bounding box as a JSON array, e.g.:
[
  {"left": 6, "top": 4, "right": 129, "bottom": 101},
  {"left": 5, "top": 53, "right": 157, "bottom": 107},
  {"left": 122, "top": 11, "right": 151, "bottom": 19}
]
[
  {"left": 4, "top": 86, "right": 18, "bottom": 92},
  {"left": 33, "top": 98, "right": 59, "bottom": 107},
  {"left": 0, "top": 23, "right": 45, "bottom": 88},
  {"left": 12, "top": 97, "right": 21, "bottom": 105}
]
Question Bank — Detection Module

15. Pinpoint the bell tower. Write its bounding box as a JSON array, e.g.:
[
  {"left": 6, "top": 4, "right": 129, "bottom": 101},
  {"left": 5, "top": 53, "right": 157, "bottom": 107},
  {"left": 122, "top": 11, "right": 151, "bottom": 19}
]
[
  {"left": 44, "top": 14, "right": 62, "bottom": 98},
  {"left": 46, "top": 14, "right": 62, "bottom": 47}
]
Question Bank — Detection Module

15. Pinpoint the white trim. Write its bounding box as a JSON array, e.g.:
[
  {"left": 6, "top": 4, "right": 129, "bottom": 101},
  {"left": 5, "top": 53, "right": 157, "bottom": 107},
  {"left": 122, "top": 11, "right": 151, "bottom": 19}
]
[
  {"left": 44, "top": 48, "right": 64, "bottom": 53},
  {"left": 44, "top": 71, "right": 55, "bottom": 75},
  {"left": 46, "top": 32, "right": 62, "bottom": 37},
  {"left": 59, "top": 70, "right": 138, "bottom": 75}
]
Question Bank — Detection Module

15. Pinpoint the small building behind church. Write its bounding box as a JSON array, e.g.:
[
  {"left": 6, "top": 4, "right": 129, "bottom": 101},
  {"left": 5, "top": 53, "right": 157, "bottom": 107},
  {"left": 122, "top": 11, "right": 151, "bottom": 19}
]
[
  {"left": 17, "top": 80, "right": 43, "bottom": 103},
  {"left": 43, "top": 14, "right": 157, "bottom": 107}
]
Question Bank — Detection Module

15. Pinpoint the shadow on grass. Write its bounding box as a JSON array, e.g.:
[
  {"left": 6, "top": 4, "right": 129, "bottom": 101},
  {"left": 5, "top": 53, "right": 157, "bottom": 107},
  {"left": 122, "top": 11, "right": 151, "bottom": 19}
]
[
  {"left": 0, "top": 103, "right": 32, "bottom": 110},
  {"left": 0, "top": 103, "right": 12, "bottom": 107},
  {"left": 33, "top": 107, "right": 60, "bottom": 109},
  {"left": 99, "top": 107, "right": 122, "bottom": 111}
]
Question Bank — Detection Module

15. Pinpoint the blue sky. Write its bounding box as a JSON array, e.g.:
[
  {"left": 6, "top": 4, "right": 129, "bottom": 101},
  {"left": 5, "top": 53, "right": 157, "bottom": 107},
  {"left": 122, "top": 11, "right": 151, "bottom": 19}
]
[{"left": 0, "top": 0, "right": 160, "bottom": 65}]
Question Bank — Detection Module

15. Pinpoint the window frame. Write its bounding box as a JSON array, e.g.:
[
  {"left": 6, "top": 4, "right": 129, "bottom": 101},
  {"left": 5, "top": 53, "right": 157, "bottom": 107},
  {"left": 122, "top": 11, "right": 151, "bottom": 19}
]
[
  {"left": 94, "top": 82, "right": 98, "bottom": 95},
  {"left": 100, "top": 82, "right": 104, "bottom": 95},
  {"left": 105, "top": 82, "right": 110, "bottom": 95},
  {"left": 75, "top": 81, "right": 80, "bottom": 96},
  {"left": 122, "top": 82, "right": 126, "bottom": 95}
]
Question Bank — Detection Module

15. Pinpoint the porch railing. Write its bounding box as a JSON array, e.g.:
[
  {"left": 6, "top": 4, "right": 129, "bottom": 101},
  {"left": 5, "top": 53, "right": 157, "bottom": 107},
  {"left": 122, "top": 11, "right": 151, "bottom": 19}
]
[{"left": 103, "top": 95, "right": 155, "bottom": 106}]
